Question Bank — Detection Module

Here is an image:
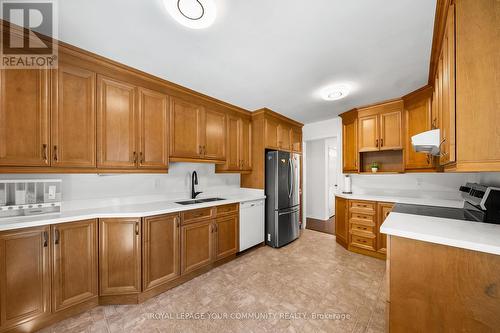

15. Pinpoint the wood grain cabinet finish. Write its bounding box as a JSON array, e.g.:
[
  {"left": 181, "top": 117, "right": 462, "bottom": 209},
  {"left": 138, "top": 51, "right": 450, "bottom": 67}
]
[
  {"left": 97, "top": 76, "right": 137, "bottom": 169},
  {"left": 290, "top": 127, "right": 302, "bottom": 153},
  {"left": 379, "top": 110, "right": 403, "bottom": 150},
  {"left": 0, "top": 69, "right": 50, "bottom": 167},
  {"left": 334, "top": 196, "right": 348, "bottom": 248},
  {"left": 358, "top": 114, "right": 379, "bottom": 152},
  {"left": 0, "top": 226, "right": 51, "bottom": 330},
  {"left": 138, "top": 88, "right": 169, "bottom": 169},
  {"left": 341, "top": 110, "right": 358, "bottom": 172},
  {"left": 52, "top": 220, "right": 98, "bottom": 312},
  {"left": 240, "top": 117, "right": 252, "bottom": 171},
  {"left": 142, "top": 214, "right": 180, "bottom": 291},
  {"left": 215, "top": 214, "right": 238, "bottom": 261},
  {"left": 180, "top": 220, "right": 214, "bottom": 275},
  {"left": 52, "top": 63, "right": 96, "bottom": 168},
  {"left": 216, "top": 115, "right": 252, "bottom": 172},
  {"left": 264, "top": 117, "right": 280, "bottom": 149},
  {"left": 277, "top": 123, "right": 291, "bottom": 151},
  {"left": 376, "top": 202, "right": 394, "bottom": 254},
  {"left": 203, "top": 108, "right": 226, "bottom": 161},
  {"left": 99, "top": 218, "right": 141, "bottom": 295}
]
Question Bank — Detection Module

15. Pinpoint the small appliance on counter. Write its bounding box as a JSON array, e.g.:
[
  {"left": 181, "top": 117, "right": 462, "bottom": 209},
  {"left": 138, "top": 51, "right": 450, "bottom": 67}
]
[
  {"left": 392, "top": 182, "right": 500, "bottom": 224},
  {"left": 0, "top": 179, "right": 62, "bottom": 218}
]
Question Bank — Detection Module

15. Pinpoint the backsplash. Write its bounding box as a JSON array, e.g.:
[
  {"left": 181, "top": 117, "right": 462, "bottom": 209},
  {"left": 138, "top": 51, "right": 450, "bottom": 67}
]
[
  {"left": 479, "top": 173, "right": 500, "bottom": 187},
  {"left": 0, "top": 163, "right": 240, "bottom": 202},
  {"left": 348, "top": 173, "right": 481, "bottom": 200}
]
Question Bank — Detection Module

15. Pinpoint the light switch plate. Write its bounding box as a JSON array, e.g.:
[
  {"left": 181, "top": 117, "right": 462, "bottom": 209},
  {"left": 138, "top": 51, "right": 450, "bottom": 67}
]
[{"left": 48, "top": 185, "right": 56, "bottom": 200}]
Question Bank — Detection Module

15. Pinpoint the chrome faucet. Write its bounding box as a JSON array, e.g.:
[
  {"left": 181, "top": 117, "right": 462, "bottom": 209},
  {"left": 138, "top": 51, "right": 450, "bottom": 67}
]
[{"left": 191, "top": 171, "right": 202, "bottom": 199}]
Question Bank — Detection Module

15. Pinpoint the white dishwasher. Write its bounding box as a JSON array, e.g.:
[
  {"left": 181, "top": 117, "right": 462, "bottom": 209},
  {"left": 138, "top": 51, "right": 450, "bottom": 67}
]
[{"left": 239, "top": 199, "right": 265, "bottom": 252}]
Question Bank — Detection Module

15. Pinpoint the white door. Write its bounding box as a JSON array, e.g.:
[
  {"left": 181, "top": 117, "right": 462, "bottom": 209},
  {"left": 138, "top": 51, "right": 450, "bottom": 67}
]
[{"left": 327, "top": 145, "right": 338, "bottom": 217}]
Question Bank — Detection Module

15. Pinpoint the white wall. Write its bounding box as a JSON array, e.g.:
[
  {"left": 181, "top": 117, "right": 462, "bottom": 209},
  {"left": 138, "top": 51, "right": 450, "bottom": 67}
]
[
  {"left": 306, "top": 140, "right": 328, "bottom": 220},
  {"left": 480, "top": 173, "right": 500, "bottom": 187},
  {"left": 325, "top": 137, "right": 338, "bottom": 217},
  {"left": 0, "top": 163, "right": 240, "bottom": 202}
]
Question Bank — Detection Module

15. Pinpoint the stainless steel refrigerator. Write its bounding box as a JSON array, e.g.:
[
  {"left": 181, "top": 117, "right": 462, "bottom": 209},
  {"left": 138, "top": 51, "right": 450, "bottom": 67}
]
[{"left": 265, "top": 150, "right": 301, "bottom": 248}]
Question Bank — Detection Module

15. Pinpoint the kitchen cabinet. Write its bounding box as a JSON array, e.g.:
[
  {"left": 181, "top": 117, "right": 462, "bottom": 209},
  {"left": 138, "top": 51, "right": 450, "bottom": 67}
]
[
  {"left": 0, "top": 69, "right": 50, "bottom": 167},
  {"left": 335, "top": 196, "right": 348, "bottom": 248},
  {"left": 264, "top": 117, "right": 280, "bottom": 149},
  {"left": 142, "top": 214, "right": 180, "bottom": 291},
  {"left": 215, "top": 214, "right": 238, "bottom": 261},
  {"left": 52, "top": 62, "right": 96, "bottom": 168},
  {"left": 52, "top": 220, "right": 98, "bottom": 312},
  {"left": 97, "top": 76, "right": 137, "bottom": 169},
  {"left": 341, "top": 109, "right": 358, "bottom": 173},
  {"left": 203, "top": 108, "right": 226, "bottom": 161},
  {"left": 0, "top": 226, "right": 51, "bottom": 330},
  {"left": 99, "top": 218, "right": 142, "bottom": 295},
  {"left": 376, "top": 202, "right": 393, "bottom": 254},
  {"left": 404, "top": 87, "right": 434, "bottom": 171},
  {"left": 291, "top": 127, "right": 302, "bottom": 153},
  {"left": 278, "top": 123, "right": 291, "bottom": 151},
  {"left": 181, "top": 219, "right": 214, "bottom": 275},
  {"left": 138, "top": 87, "right": 169, "bottom": 169},
  {"left": 216, "top": 114, "right": 252, "bottom": 173},
  {"left": 240, "top": 118, "right": 252, "bottom": 171},
  {"left": 358, "top": 114, "right": 379, "bottom": 152}
]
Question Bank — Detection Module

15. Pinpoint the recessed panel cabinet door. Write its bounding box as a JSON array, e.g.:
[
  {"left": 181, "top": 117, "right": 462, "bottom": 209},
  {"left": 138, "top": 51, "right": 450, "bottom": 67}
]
[
  {"left": 291, "top": 127, "right": 302, "bottom": 153},
  {"left": 377, "top": 202, "right": 394, "bottom": 254},
  {"left": 264, "top": 118, "right": 280, "bottom": 149},
  {"left": 278, "top": 123, "right": 291, "bottom": 151},
  {"left": 215, "top": 215, "right": 238, "bottom": 261},
  {"left": 97, "top": 76, "right": 137, "bottom": 168},
  {"left": 169, "top": 97, "right": 203, "bottom": 159},
  {"left": 99, "top": 218, "right": 141, "bottom": 295},
  {"left": 52, "top": 220, "right": 98, "bottom": 312},
  {"left": 240, "top": 118, "right": 252, "bottom": 171},
  {"left": 203, "top": 108, "right": 226, "bottom": 160},
  {"left": 358, "top": 115, "right": 379, "bottom": 152},
  {"left": 405, "top": 98, "right": 433, "bottom": 169},
  {"left": 0, "top": 226, "right": 50, "bottom": 329},
  {"left": 181, "top": 220, "right": 213, "bottom": 275},
  {"left": 142, "top": 214, "right": 180, "bottom": 291},
  {"left": 52, "top": 63, "right": 96, "bottom": 168},
  {"left": 379, "top": 110, "right": 403, "bottom": 150},
  {"left": 138, "top": 88, "right": 169, "bottom": 169},
  {"left": 334, "top": 197, "right": 348, "bottom": 247},
  {"left": 0, "top": 69, "right": 50, "bottom": 166},
  {"left": 226, "top": 115, "right": 240, "bottom": 170},
  {"left": 342, "top": 118, "right": 358, "bottom": 172}
]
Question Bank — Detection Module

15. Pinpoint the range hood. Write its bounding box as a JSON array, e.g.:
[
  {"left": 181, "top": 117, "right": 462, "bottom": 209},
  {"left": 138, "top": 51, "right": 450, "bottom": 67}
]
[{"left": 411, "top": 129, "right": 441, "bottom": 156}]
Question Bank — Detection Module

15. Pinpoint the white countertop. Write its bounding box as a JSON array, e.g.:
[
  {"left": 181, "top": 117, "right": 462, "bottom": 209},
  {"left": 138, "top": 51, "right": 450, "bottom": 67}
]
[
  {"left": 381, "top": 212, "right": 500, "bottom": 255},
  {"left": 336, "top": 193, "right": 464, "bottom": 208},
  {"left": 0, "top": 193, "right": 266, "bottom": 232}
]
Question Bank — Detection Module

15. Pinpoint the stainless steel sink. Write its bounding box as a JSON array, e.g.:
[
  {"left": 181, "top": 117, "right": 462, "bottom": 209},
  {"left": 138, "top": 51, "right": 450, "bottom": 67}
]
[{"left": 175, "top": 198, "right": 225, "bottom": 205}]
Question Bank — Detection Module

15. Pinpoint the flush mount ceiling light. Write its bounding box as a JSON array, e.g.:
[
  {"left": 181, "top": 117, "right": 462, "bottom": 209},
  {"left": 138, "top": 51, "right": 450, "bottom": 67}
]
[
  {"left": 163, "top": 0, "right": 217, "bottom": 29},
  {"left": 321, "top": 84, "right": 351, "bottom": 101}
]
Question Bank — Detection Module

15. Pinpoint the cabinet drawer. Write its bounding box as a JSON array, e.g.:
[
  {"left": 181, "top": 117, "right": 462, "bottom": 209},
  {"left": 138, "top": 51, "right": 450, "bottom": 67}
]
[
  {"left": 349, "top": 213, "right": 375, "bottom": 226},
  {"left": 350, "top": 223, "right": 375, "bottom": 236},
  {"left": 181, "top": 208, "right": 214, "bottom": 225},
  {"left": 350, "top": 201, "right": 376, "bottom": 214},
  {"left": 216, "top": 203, "right": 239, "bottom": 217},
  {"left": 350, "top": 234, "right": 376, "bottom": 251}
]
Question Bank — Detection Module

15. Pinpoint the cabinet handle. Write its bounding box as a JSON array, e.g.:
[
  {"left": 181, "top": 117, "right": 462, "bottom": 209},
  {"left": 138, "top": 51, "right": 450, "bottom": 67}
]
[
  {"left": 176, "top": 216, "right": 180, "bottom": 228},
  {"left": 135, "top": 222, "right": 139, "bottom": 235},
  {"left": 139, "top": 152, "right": 144, "bottom": 164},
  {"left": 432, "top": 118, "right": 437, "bottom": 129},
  {"left": 198, "top": 145, "right": 202, "bottom": 155},
  {"left": 375, "top": 139, "right": 379, "bottom": 148},
  {"left": 53, "top": 145, "right": 58, "bottom": 162},
  {"left": 133, "top": 151, "right": 138, "bottom": 164},
  {"left": 54, "top": 229, "right": 60, "bottom": 245},
  {"left": 380, "top": 138, "right": 384, "bottom": 147},
  {"left": 42, "top": 144, "right": 48, "bottom": 163},
  {"left": 43, "top": 231, "right": 48, "bottom": 247},
  {"left": 203, "top": 146, "right": 206, "bottom": 155}
]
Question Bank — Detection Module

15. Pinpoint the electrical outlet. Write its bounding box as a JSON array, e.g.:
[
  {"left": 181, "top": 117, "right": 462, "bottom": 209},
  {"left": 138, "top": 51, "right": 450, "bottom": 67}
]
[{"left": 48, "top": 185, "right": 56, "bottom": 200}]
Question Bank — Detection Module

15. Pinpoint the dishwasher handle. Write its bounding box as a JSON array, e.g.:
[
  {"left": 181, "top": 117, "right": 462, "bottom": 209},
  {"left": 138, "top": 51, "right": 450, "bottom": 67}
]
[{"left": 240, "top": 200, "right": 264, "bottom": 209}]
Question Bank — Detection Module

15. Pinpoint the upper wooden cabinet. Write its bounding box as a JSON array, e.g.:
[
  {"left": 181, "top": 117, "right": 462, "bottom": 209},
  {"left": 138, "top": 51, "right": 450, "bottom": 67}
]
[
  {"left": 52, "top": 63, "right": 96, "bottom": 168},
  {"left": 264, "top": 117, "right": 280, "bottom": 150},
  {"left": 169, "top": 97, "right": 226, "bottom": 162},
  {"left": 358, "top": 100, "right": 403, "bottom": 152},
  {"left": 278, "top": 123, "right": 291, "bottom": 151},
  {"left": 341, "top": 110, "right": 358, "bottom": 173},
  {"left": 291, "top": 127, "right": 302, "bottom": 153},
  {"left": 215, "top": 114, "right": 252, "bottom": 173},
  {"left": 97, "top": 76, "right": 137, "bottom": 169},
  {"left": 240, "top": 117, "right": 252, "bottom": 171},
  {"left": 0, "top": 69, "right": 50, "bottom": 167}
]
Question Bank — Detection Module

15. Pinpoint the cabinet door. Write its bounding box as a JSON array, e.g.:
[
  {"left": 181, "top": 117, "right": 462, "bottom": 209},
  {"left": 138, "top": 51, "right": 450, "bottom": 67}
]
[
  {"left": 181, "top": 220, "right": 213, "bottom": 275},
  {"left": 169, "top": 97, "right": 203, "bottom": 159},
  {"left": 405, "top": 97, "right": 433, "bottom": 170},
  {"left": 358, "top": 115, "right": 379, "bottom": 152},
  {"left": 0, "top": 226, "right": 50, "bottom": 329},
  {"left": 335, "top": 197, "right": 348, "bottom": 247},
  {"left": 225, "top": 115, "right": 240, "bottom": 170},
  {"left": 240, "top": 118, "right": 252, "bottom": 171},
  {"left": 291, "top": 127, "right": 302, "bottom": 153},
  {"left": 138, "top": 88, "right": 169, "bottom": 169},
  {"left": 97, "top": 76, "right": 137, "bottom": 168},
  {"left": 52, "top": 63, "right": 96, "bottom": 168},
  {"left": 215, "top": 215, "right": 238, "bottom": 261},
  {"left": 264, "top": 117, "right": 280, "bottom": 149},
  {"left": 342, "top": 118, "right": 358, "bottom": 172},
  {"left": 278, "top": 123, "right": 291, "bottom": 151},
  {"left": 379, "top": 110, "right": 403, "bottom": 150},
  {"left": 0, "top": 69, "right": 50, "bottom": 166},
  {"left": 143, "top": 214, "right": 180, "bottom": 291},
  {"left": 377, "top": 203, "right": 394, "bottom": 254},
  {"left": 52, "top": 220, "right": 97, "bottom": 312},
  {"left": 99, "top": 218, "right": 141, "bottom": 295},
  {"left": 203, "top": 108, "right": 226, "bottom": 160}
]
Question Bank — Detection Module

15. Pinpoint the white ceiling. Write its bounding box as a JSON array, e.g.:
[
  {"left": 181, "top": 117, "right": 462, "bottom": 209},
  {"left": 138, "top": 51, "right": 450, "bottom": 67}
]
[{"left": 58, "top": 0, "right": 436, "bottom": 123}]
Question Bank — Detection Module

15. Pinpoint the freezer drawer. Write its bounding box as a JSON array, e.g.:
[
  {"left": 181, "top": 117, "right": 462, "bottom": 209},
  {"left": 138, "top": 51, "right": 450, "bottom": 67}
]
[
  {"left": 266, "top": 207, "right": 300, "bottom": 248},
  {"left": 239, "top": 200, "right": 265, "bottom": 252}
]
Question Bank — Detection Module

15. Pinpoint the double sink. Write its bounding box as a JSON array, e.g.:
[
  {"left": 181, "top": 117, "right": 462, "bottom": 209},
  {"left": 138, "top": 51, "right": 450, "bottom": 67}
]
[{"left": 175, "top": 198, "right": 226, "bottom": 205}]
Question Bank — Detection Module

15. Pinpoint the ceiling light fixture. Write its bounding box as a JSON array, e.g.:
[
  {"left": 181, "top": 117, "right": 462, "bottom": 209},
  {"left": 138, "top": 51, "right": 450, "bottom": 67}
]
[
  {"left": 321, "top": 84, "right": 351, "bottom": 101},
  {"left": 163, "top": 0, "right": 216, "bottom": 29}
]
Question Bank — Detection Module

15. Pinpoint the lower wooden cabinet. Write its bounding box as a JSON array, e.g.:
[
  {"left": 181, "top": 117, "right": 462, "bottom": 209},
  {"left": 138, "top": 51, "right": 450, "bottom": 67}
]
[
  {"left": 142, "top": 214, "right": 180, "bottom": 291},
  {"left": 52, "top": 220, "right": 98, "bottom": 312},
  {"left": 181, "top": 219, "right": 214, "bottom": 275},
  {"left": 99, "top": 218, "right": 142, "bottom": 295},
  {"left": 334, "top": 196, "right": 348, "bottom": 248},
  {"left": 377, "top": 202, "right": 394, "bottom": 254},
  {"left": 215, "top": 214, "right": 239, "bottom": 260},
  {"left": 0, "top": 226, "right": 51, "bottom": 330}
]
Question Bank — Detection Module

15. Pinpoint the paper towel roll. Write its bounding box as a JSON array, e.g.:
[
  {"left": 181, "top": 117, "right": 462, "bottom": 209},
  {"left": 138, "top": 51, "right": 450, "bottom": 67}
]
[{"left": 343, "top": 175, "right": 352, "bottom": 194}]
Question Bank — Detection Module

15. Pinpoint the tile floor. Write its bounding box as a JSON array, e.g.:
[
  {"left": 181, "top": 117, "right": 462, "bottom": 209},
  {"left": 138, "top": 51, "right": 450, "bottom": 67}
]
[{"left": 39, "top": 230, "right": 386, "bottom": 333}]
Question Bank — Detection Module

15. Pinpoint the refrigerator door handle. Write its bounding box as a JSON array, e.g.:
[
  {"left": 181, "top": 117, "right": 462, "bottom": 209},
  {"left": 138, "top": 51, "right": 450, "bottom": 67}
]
[
  {"left": 288, "top": 158, "right": 292, "bottom": 198},
  {"left": 290, "top": 157, "right": 294, "bottom": 198}
]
